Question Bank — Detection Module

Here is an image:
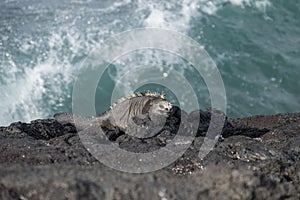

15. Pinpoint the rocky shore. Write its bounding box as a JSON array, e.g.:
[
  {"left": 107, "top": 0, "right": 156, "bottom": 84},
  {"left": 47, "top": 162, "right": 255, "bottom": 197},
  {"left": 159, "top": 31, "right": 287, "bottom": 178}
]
[{"left": 0, "top": 109, "right": 299, "bottom": 199}]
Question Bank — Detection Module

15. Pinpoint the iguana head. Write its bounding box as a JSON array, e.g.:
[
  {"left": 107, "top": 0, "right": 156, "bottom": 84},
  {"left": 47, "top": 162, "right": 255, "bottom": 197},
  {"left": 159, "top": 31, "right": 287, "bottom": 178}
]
[{"left": 148, "top": 98, "right": 172, "bottom": 117}]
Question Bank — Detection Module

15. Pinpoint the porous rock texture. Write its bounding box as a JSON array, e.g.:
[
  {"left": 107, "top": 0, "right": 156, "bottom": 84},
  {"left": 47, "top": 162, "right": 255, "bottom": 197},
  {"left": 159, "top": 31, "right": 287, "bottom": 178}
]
[{"left": 0, "top": 108, "right": 299, "bottom": 200}]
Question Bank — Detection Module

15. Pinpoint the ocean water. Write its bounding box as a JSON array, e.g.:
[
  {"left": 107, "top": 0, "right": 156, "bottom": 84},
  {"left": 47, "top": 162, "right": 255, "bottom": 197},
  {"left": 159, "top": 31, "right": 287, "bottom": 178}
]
[{"left": 0, "top": 0, "right": 299, "bottom": 126}]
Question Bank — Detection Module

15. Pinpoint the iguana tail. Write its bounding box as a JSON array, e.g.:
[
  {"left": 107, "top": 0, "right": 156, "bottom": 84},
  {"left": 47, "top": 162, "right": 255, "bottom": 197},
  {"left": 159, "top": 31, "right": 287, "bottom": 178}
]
[{"left": 54, "top": 113, "right": 98, "bottom": 131}]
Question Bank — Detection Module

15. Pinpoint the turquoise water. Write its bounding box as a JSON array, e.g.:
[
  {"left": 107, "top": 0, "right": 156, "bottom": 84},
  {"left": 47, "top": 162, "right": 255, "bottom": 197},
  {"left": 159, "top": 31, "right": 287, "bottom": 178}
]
[{"left": 0, "top": 0, "right": 299, "bottom": 126}]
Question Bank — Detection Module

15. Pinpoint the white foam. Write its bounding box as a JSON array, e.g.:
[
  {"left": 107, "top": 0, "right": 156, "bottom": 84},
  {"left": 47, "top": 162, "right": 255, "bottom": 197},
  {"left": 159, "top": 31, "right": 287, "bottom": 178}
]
[
  {"left": 230, "top": 0, "right": 249, "bottom": 6},
  {"left": 201, "top": 1, "right": 218, "bottom": 15},
  {"left": 142, "top": 0, "right": 271, "bottom": 28},
  {"left": 0, "top": 28, "right": 78, "bottom": 125},
  {"left": 145, "top": 9, "right": 166, "bottom": 28},
  {"left": 0, "top": 0, "right": 272, "bottom": 126},
  {"left": 254, "top": 0, "right": 271, "bottom": 11},
  {"left": 141, "top": 0, "right": 201, "bottom": 31},
  {"left": 0, "top": 57, "right": 74, "bottom": 125},
  {"left": 229, "top": 0, "right": 271, "bottom": 9}
]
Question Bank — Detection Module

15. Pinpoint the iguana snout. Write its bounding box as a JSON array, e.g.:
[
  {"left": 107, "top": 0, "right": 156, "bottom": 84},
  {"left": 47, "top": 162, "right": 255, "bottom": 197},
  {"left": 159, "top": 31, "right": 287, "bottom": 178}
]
[{"left": 149, "top": 99, "right": 172, "bottom": 116}]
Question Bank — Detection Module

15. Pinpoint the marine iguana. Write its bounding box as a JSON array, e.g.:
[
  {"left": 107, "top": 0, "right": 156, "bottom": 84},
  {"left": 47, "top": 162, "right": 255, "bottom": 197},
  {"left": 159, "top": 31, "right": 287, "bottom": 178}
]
[{"left": 54, "top": 91, "right": 173, "bottom": 138}]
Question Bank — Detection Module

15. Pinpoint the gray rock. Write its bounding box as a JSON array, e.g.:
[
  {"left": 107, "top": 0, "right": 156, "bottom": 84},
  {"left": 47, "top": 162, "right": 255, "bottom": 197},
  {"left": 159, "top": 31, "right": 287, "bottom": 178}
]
[{"left": 0, "top": 110, "right": 299, "bottom": 199}]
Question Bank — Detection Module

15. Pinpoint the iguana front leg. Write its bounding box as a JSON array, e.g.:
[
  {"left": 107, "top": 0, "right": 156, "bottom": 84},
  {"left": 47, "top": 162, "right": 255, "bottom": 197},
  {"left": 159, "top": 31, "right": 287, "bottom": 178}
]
[
  {"left": 131, "top": 114, "right": 151, "bottom": 127},
  {"left": 125, "top": 114, "right": 164, "bottom": 138}
]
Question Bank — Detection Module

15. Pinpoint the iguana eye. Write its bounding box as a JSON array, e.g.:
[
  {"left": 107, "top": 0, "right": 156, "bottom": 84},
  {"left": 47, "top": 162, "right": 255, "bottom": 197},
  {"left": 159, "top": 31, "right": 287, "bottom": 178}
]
[{"left": 159, "top": 104, "right": 165, "bottom": 109}]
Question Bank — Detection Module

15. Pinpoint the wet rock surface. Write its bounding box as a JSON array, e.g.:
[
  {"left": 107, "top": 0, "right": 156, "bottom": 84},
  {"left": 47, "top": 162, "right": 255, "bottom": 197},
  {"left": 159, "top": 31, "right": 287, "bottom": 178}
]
[{"left": 0, "top": 109, "right": 299, "bottom": 199}]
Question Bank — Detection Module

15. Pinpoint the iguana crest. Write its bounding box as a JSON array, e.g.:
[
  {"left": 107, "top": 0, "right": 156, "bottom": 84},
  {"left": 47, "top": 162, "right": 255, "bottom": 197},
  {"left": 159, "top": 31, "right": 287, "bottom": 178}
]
[
  {"left": 54, "top": 91, "right": 172, "bottom": 138},
  {"left": 110, "top": 91, "right": 166, "bottom": 109}
]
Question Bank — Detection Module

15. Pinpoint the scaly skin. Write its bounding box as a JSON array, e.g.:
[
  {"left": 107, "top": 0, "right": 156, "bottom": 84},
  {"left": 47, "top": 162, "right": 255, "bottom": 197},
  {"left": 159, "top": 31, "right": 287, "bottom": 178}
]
[{"left": 54, "top": 91, "right": 172, "bottom": 138}]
